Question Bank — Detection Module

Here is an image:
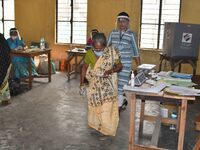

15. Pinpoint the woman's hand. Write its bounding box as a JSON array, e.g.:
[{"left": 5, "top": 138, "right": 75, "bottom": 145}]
[
  {"left": 104, "top": 69, "right": 112, "bottom": 77},
  {"left": 17, "top": 46, "right": 23, "bottom": 50},
  {"left": 79, "top": 85, "right": 86, "bottom": 96},
  {"left": 23, "top": 46, "right": 28, "bottom": 50},
  {"left": 103, "top": 62, "right": 123, "bottom": 77},
  {"left": 80, "top": 63, "right": 88, "bottom": 87}
]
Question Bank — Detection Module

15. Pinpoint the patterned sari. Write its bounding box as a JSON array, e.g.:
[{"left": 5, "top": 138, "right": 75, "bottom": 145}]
[
  {"left": 0, "top": 65, "right": 12, "bottom": 102},
  {"left": 86, "top": 47, "right": 119, "bottom": 136}
]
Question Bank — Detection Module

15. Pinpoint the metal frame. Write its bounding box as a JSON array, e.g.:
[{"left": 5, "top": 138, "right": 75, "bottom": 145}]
[
  {"left": 70, "top": 0, "right": 73, "bottom": 44},
  {"left": 56, "top": 0, "right": 87, "bottom": 44},
  {"left": 0, "top": 0, "right": 15, "bottom": 35},
  {"left": 157, "top": 0, "right": 163, "bottom": 49},
  {"left": 140, "top": 0, "right": 182, "bottom": 50},
  {"left": 56, "top": 0, "right": 58, "bottom": 43}
]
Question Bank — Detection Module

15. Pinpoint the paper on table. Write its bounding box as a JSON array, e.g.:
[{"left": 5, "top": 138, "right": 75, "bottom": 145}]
[
  {"left": 123, "top": 82, "right": 167, "bottom": 94},
  {"left": 72, "top": 48, "right": 86, "bottom": 53},
  {"left": 157, "top": 71, "right": 172, "bottom": 77},
  {"left": 170, "top": 72, "right": 192, "bottom": 79},
  {"left": 157, "top": 71, "right": 195, "bottom": 87},
  {"left": 160, "top": 107, "right": 168, "bottom": 118},
  {"left": 159, "top": 78, "right": 195, "bottom": 87},
  {"left": 165, "top": 86, "right": 200, "bottom": 96},
  {"left": 25, "top": 48, "right": 41, "bottom": 52},
  {"left": 137, "top": 64, "right": 156, "bottom": 70}
]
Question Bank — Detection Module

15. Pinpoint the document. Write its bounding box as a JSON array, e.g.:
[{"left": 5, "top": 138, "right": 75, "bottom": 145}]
[
  {"left": 165, "top": 86, "right": 200, "bottom": 96},
  {"left": 123, "top": 82, "right": 167, "bottom": 94}
]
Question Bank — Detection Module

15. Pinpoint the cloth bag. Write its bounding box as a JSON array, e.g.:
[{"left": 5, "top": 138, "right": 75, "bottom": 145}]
[{"left": 37, "top": 55, "right": 55, "bottom": 75}]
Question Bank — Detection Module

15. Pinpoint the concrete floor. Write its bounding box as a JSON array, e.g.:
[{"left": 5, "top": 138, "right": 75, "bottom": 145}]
[{"left": 0, "top": 72, "right": 199, "bottom": 150}]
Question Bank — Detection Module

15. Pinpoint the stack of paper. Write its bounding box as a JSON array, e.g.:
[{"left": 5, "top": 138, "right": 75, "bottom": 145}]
[
  {"left": 123, "top": 82, "right": 167, "bottom": 94},
  {"left": 157, "top": 71, "right": 195, "bottom": 87},
  {"left": 165, "top": 85, "right": 200, "bottom": 96},
  {"left": 170, "top": 72, "right": 192, "bottom": 79},
  {"left": 137, "top": 64, "right": 156, "bottom": 70}
]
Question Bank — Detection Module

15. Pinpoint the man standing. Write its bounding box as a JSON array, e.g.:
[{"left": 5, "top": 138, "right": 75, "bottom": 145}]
[{"left": 107, "top": 12, "right": 141, "bottom": 110}]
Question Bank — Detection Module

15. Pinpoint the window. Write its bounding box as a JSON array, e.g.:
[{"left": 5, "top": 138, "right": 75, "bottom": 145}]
[
  {"left": 140, "top": 0, "right": 181, "bottom": 49},
  {"left": 56, "top": 0, "right": 87, "bottom": 44},
  {"left": 0, "top": 0, "right": 15, "bottom": 38}
]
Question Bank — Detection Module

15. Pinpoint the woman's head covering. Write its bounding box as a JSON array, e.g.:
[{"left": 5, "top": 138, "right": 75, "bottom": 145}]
[
  {"left": 92, "top": 33, "right": 107, "bottom": 47},
  {"left": 117, "top": 12, "right": 130, "bottom": 21}
]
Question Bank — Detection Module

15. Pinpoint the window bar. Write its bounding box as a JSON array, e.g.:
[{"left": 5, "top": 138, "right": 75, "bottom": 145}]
[
  {"left": 179, "top": 0, "right": 182, "bottom": 22},
  {"left": 2, "top": 0, "right": 5, "bottom": 35},
  {"left": 157, "top": 0, "right": 163, "bottom": 49},
  {"left": 56, "top": 0, "right": 58, "bottom": 43},
  {"left": 70, "top": 0, "right": 73, "bottom": 44},
  {"left": 139, "top": 0, "right": 143, "bottom": 48}
]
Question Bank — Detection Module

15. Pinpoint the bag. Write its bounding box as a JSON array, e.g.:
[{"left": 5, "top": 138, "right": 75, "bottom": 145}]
[
  {"left": 9, "top": 80, "right": 28, "bottom": 96},
  {"left": 37, "top": 58, "right": 56, "bottom": 75}
]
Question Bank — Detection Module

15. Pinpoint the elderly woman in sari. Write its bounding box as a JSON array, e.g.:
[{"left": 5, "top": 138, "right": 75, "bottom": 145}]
[
  {"left": 80, "top": 33, "right": 123, "bottom": 138},
  {"left": 7, "top": 28, "right": 38, "bottom": 81},
  {"left": 0, "top": 33, "right": 12, "bottom": 104}
]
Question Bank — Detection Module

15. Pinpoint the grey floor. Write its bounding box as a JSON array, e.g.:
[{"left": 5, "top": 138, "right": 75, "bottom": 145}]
[{"left": 0, "top": 72, "right": 199, "bottom": 150}]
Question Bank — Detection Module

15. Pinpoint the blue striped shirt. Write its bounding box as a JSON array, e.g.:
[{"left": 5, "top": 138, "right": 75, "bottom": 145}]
[{"left": 107, "top": 29, "right": 140, "bottom": 95}]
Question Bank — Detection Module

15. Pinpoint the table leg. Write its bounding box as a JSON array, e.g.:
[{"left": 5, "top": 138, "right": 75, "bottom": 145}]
[
  {"left": 193, "top": 135, "right": 200, "bottom": 150},
  {"left": 75, "top": 54, "right": 78, "bottom": 78},
  {"left": 128, "top": 93, "right": 137, "bottom": 150},
  {"left": 159, "top": 55, "right": 164, "bottom": 72},
  {"left": 48, "top": 52, "right": 51, "bottom": 82},
  {"left": 178, "top": 63, "right": 181, "bottom": 73},
  {"left": 177, "top": 99, "right": 188, "bottom": 150},
  {"left": 170, "top": 61, "right": 175, "bottom": 72},
  {"left": 176, "top": 105, "right": 181, "bottom": 133},
  {"left": 28, "top": 57, "right": 32, "bottom": 89},
  {"left": 193, "top": 61, "right": 197, "bottom": 76},
  {"left": 66, "top": 54, "right": 74, "bottom": 82},
  {"left": 139, "top": 99, "right": 145, "bottom": 135}
]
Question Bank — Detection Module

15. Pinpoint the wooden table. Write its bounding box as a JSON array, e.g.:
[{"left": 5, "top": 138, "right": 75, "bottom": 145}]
[
  {"left": 66, "top": 49, "right": 86, "bottom": 81},
  {"left": 124, "top": 86, "right": 196, "bottom": 150},
  {"left": 10, "top": 49, "right": 51, "bottom": 89}
]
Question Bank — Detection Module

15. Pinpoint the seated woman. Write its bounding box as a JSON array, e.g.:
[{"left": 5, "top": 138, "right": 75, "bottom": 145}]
[
  {"left": 80, "top": 33, "right": 123, "bottom": 138},
  {"left": 7, "top": 28, "right": 38, "bottom": 80},
  {"left": 0, "top": 33, "right": 12, "bottom": 104}
]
